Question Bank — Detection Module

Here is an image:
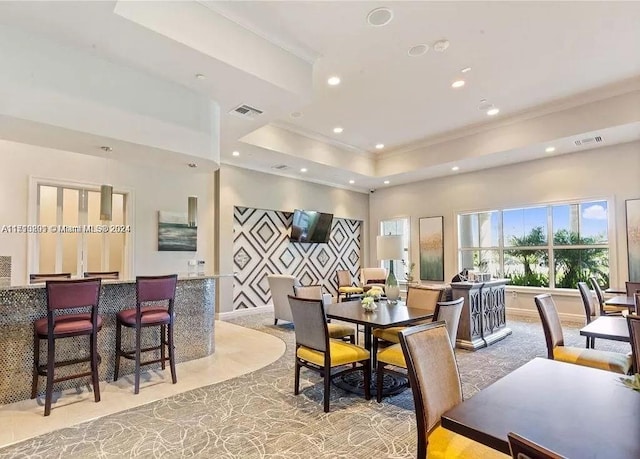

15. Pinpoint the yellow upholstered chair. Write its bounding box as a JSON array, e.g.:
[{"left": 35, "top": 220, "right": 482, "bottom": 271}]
[
  {"left": 336, "top": 269, "right": 363, "bottom": 302},
  {"left": 589, "top": 276, "right": 625, "bottom": 315},
  {"left": 627, "top": 314, "right": 640, "bottom": 374},
  {"left": 577, "top": 281, "right": 597, "bottom": 348},
  {"left": 398, "top": 322, "right": 508, "bottom": 458},
  {"left": 507, "top": 432, "right": 566, "bottom": 459},
  {"left": 376, "top": 298, "right": 464, "bottom": 402},
  {"left": 534, "top": 293, "right": 631, "bottom": 374},
  {"left": 293, "top": 285, "right": 355, "bottom": 343},
  {"left": 287, "top": 295, "right": 370, "bottom": 412},
  {"left": 360, "top": 267, "right": 387, "bottom": 291}
]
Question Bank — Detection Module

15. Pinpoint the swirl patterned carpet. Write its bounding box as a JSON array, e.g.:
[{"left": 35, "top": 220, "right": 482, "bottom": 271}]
[{"left": 0, "top": 313, "right": 630, "bottom": 458}]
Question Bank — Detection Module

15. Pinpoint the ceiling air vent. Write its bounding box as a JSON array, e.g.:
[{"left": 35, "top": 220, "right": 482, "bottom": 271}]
[
  {"left": 230, "top": 104, "right": 264, "bottom": 120},
  {"left": 574, "top": 135, "right": 603, "bottom": 146},
  {"left": 271, "top": 164, "right": 289, "bottom": 171}
]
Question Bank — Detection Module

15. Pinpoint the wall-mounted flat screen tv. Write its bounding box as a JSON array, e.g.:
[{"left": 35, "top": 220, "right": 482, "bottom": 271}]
[{"left": 290, "top": 209, "right": 333, "bottom": 243}]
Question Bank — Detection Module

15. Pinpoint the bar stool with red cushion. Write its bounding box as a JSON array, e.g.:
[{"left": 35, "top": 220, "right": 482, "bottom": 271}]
[
  {"left": 114, "top": 274, "right": 178, "bottom": 394},
  {"left": 31, "top": 278, "right": 103, "bottom": 416}
]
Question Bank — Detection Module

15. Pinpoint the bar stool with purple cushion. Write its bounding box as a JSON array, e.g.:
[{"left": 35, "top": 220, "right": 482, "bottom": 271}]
[
  {"left": 31, "top": 278, "right": 103, "bottom": 416},
  {"left": 113, "top": 274, "right": 178, "bottom": 394}
]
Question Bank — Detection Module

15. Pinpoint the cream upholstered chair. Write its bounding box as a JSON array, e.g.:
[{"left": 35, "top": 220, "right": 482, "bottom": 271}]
[
  {"left": 589, "top": 276, "right": 625, "bottom": 315},
  {"left": 375, "top": 298, "right": 464, "bottom": 402},
  {"left": 293, "top": 285, "right": 356, "bottom": 343},
  {"left": 534, "top": 293, "right": 631, "bottom": 374},
  {"left": 507, "top": 432, "right": 566, "bottom": 459},
  {"left": 336, "top": 269, "right": 363, "bottom": 302},
  {"left": 398, "top": 322, "right": 508, "bottom": 458},
  {"left": 267, "top": 274, "right": 301, "bottom": 325},
  {"left": 577, "top": 281, "right": 597, "bottom": 348},
  {"left": 372, "top": 285, "right": 447, "bottom": 357},
  {"left": 360, "top": 267, "right": 387, "bottom": 291},
  {"left": 288, "top": 296, "right": 370, "bottom": 412},
  {"left": 627, "top": 314, "right": 640, "bottom": 374}
]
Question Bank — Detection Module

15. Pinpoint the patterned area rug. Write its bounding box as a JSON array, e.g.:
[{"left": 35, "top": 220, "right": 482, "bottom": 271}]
[{"left": 0, "top": 314, "right": 630, "bottom": 458}]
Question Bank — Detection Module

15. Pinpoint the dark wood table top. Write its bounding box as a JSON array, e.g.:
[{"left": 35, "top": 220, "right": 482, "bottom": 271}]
[
  {"left": 441, "top": 358, "right": 640, "bottom": 457},
  {"left": 604, "top": 295, "right": 635, "bottom": 307},
  {"left": 326, "top": 300, "right": 433, "bottom": 328},
  {"left": 580, "top": 316, "right": 630, "bottom": 342},
  {"left": 605, "top": 287, "right": 627, "bottom": 295}
]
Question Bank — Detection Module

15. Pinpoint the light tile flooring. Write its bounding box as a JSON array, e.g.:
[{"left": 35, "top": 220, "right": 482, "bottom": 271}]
[{"left": 0, "top": 321, "right": 285, "bottom": 449}]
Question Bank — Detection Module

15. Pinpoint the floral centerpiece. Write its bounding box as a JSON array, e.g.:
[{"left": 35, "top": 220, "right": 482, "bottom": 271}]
[{"left": 361, "top": 286, "right": 384, "bottom": 311}]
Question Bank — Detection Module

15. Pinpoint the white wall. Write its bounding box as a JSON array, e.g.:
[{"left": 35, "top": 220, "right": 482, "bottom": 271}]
[
  {"left": 370, "top": 140, "right": 640, "bottom": 317},
  {"left": 0, "top": 140, "right": 215, "bottom": 285},
  {"left": 217, "top": 165, "right": 369, "bottom": 314}
]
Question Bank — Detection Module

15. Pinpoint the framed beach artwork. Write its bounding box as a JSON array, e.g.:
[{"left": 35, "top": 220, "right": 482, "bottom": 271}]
[
  {"left": 626, "top": 199, "right": 640, "bottom": 282},
  {"left": 158, "top": 211, "right": 197, "bottom": 252},
  {"left": 419, "top": 216, "right": 444, "bottom": 281}
]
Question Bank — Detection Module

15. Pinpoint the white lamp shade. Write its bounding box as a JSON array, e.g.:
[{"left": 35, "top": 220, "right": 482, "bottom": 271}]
[
  {"left": 376, "top": 235, "right": 403, "bottom": 261},
  {"left": 99, "top": 185, "right": 113, "bottom": 221},
  {"left": 188, "top": 196, "right": 198, "bottom": 227}
]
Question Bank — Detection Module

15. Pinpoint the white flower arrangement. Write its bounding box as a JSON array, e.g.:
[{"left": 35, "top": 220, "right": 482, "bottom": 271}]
[{"left": 361, "top": 296, "right": 377, "bottom": 311}]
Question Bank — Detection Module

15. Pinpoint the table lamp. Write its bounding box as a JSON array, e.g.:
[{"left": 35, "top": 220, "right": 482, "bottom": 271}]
[{"left": 376, "top": 234, "right": 403, "bottom": 302}]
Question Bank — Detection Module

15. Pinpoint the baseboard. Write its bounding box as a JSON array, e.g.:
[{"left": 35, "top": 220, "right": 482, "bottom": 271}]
[
  {"left": 217, "top": 304, "right": 274, "bottom": 321},
  {"left": 506, "top": 307, "right": 584, "bottom": 324}
]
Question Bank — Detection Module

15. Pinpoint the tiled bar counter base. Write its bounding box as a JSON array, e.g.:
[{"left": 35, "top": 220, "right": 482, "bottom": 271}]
[{"left": 0, "top": 277, "right": 216, "bottom": 405}]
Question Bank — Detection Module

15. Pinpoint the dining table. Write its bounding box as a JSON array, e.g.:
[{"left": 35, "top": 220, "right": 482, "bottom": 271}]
[
  {"left": 604, "top": 295, "right": 636, "bottom": 310},
  {"left": 441, "top": 358, "right": 640, "bottom": 458},
  {"left": 580, "top": 316, "right": 630, "bottom": 343}
]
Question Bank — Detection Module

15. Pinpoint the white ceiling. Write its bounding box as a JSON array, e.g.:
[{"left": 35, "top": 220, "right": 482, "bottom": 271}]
[{"left": 1, "top": 1, "right": 639, "bottom": 191}]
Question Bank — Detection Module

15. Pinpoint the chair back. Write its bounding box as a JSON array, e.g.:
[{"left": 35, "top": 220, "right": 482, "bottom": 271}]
[
  {"left": 627, "top": 314, "right": 640, "bottom": 374},
  {"left": 534, "top": 294, "right": 565, "bottom": 359},
  {"left": 433, "top": 297, "right": 464, "bottom": 346},
  {"left": 46, "top": 278, "right": 101, "bottom": 335},
  {"left": 406, "top": 285, "right": 446, "bottom": 313},
  {"left": 30, "top": 273, "right": 71, "bottom": 284},
  {"left": 84, "top": 271, "right": 119, "bottom": 279},
  {"left": 336, "top": 270, "right": 352, "bottom": 288},
  {"left": 399, "top": 321, "right": 462, "bottom": 450},
  {"left": 635, "top": 293, "right": 640, "bottom": 316},
  {"left": 288, "top": 296, "right": 329, "bottom": 353},
  {"left": 360, "top": 267, "right": 387, "bottom": 286},
  {"left": 267, "top": 274, "right": 301, "bottom": 323},
  {"left": 507, "top": 432, "right": 567, "bottom": 459},
  {"left": 588, "top": 276, "right": 606, "bottom": 315},
  {"left": 293, "top": 285, "right": 323, "bottom": 300},
  {"left": 136, "top": 275, "right": 177, "bottom": 314},
  {"left": 626, "top": 281, "right": 640, "bottom": 296},
  {"left": 577, "top": 282, "right": 596, "bottom": 323}
]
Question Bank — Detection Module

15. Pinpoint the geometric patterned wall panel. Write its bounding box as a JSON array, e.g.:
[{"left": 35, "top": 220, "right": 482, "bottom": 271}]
[
  {"left": 0, "top": 256, "right": 10, "bottom": 288},
  {"left": 233, "top": 206, "right": 362, "bottom": 310}
]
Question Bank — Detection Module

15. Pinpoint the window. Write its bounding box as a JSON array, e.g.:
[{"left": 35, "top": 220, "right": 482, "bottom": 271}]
[
  {"left": 34, "top": 182, "right": 128, "bottom": 277},
  {"left": 458, "top": 200, "right": 610, "bottom": 289},
  {"left": 380, "top": 218, "right": 410, "bottom": 282}
]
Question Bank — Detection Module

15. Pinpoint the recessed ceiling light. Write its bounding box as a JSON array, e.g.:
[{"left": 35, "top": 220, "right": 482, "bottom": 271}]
[
  {"left": 367, "top": 7, "right": 393, "bottom": 27},
  {"left": 333, "top": 127, "right": 344, "bottom": 134},
  {"left": 383, "top": 180, "right": 390, "bottom": 185},
  {"left": 408, "top": 44, "right": 429, "bottom": 57},
  {"left": 375, "top": 143, "right": 385, "bottom": 150},
  {"left": 486, "top": 106, "right": 500, "bottom": 116},
  {"left": 300, "top": 168, "right": 307, "bottom": 173},
  {"left": 451, "top": 80, "right": 465, "bottom": 88},
  {"left": 290, "top": 111, "right": 303, "bottom": 118},
  {"left": 433, "top": 39, "right": 450, "bottom": 53},
  {"left": 232, "top": 151, "right": 240, "bottom": 157},
  {"left": 327, "top": 76, "right": 341, "bottom": 86},
  {"left": 188, "top": 163, "right": 198, "bottom": 168},
  {"left": 478, "top": 98, "right": 492, "bottom": 111},
  {"left": 195, "top": 73, "right": 206, "bottom": 80},
  {"left": 461, "top": 67, "right": 472, "bottom": 73},
  {"left": 349, "top": 180, "right": 355, "bottom": 184},
  {"left": 452, "top": 166, "right": 460, "bottom": 171},
  {"left": 545, "top": 146, "right": 556, "bottom": 153}
]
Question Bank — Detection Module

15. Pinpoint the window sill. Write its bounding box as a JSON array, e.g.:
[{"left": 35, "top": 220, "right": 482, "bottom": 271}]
[{"left": 506, "top": 286, "right": 582, "bottom": 297}]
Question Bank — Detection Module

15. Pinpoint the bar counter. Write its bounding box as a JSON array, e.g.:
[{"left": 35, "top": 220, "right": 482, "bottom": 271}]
[{"left": 0, "top": 276, "right": 216, "bottom": 404}]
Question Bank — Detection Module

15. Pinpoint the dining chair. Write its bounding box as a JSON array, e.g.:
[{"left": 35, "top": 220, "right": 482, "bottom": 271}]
[
  {"left": 625, "top": 281, "right": 640, "bottom": 296},
  {"left": 267, "top": 274, "right": 301, "bottom": 325},
  {"left": 293, "top": 284, "right": 356, "bottom": 343},
  {"left": 577, "top": 282, "right": 597, "bottom": 348},
  {"left": 336, "top": 269, "right": 363, "bottom": 302},
  {"left": 589, "top": 277, "right": 625, "bottom": 316},
  {"left": 375, "top": 297, "right": 464, "bottom": 402},
  {"left": 507, "top": 432, "right": 567, "bottom": 459},
  {"left": 114, "top": 274, "right": 178, "bottom": 394},
  {"left": 84, "top": 271, "right": 120, "bottom": 279},
  {"left": 31, "top": 278, "right": 102, "bottom": 416},
  {"left": 29, "top": 273, "right": 72, "bottom": 284},
  {"left": 626, "top": 314, "right": 640, "bottom": 374},
  {"left": 398, "top": 321, "right": 508, "bottom": 458},
  {"left": 534, "top": 294, "right": 631, "bottom": 374},
  {"left": 287, "top": 295, "right": 370, "bottom": 412}
]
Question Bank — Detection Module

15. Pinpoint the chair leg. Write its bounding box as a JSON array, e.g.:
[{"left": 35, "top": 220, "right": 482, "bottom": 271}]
[
  {"left": 160, "top": 324, "right": 166, "bottom": 370},
  {"left": 372, "top": 337, "right": 378, "bottom": 368},
  {"left": 376, "top": 361, "right": 384, "bottom": 403},
  {"left": 167, "top": 323, "right": 177, "bottom": 384},
  {"left": 363, "top": 361, "right": 371, "bottom": 401},
  {"left": 323, "top": 361, "right": 331, "bottom": 413},
  {"left": 591, "top": 337, "right": 596, "bottom": 349},
  {"left": 585, "top": 336, "right": 590, "bottom": 349},
  {"left": 44, "top": 338, "right": 55, "bottom": 416},
  {"left": 274, "top": 318, "right": 278, "bottom": 326},
  {"left": 90, "top": 331, "right": 101, "bottom": 403},
  {"left": 114, "top": 321, "right": 122, "bottom": 382},
  {"left": 134, "top": 325, "right": 141, "bottom": 394},
  {"left": 31, "top": 332, "right": 40, "bottom": 399},
  {"left": 294, "top": 359, "right": 300, "bottom": 395}
]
